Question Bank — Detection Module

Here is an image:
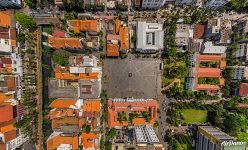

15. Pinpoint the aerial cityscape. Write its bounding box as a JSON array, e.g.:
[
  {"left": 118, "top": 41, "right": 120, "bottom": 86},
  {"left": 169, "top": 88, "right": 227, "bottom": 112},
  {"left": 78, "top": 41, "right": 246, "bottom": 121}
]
[{"left": 0, "top": 0, "right": 248, "bottom": 150}]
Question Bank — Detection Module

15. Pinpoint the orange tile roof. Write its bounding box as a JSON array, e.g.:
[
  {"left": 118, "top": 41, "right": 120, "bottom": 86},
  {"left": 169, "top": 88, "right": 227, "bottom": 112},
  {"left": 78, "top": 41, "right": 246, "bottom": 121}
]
[
  {"left": 0, "top": 11, "right": 12, "bottom": 27},
  {"left": 0, "top": 105, "right": 13, "bottom": 123},
  {"left": 196, "top": 84, "right": 220, "bottom": 91},
  {"left": 47, "top": 133, "right": 79, "bottom": 150},
  {"left": 55, "top": 72, "right": 99, "bottom": 80},
  {"left": 197, "top": 68, "right": 221, "bottom": 78},
  {"left": 48, "top": 36, "right": 82, "bottom": 49},
  {"left": 82, "top": 132, "right": 99, "bottom": 149},
  {"left": 198, "top": 55, "right": 222, "bottom": 61},
  {"left": 119, "top": 26, "right": 129, "bottom": 50},
  {"left": 0, "top": 123, "right": 16, "bottom": 133},
  {"left": 0, "top": 92, "right": 14, "bottom": 105},
  {"left": 220, "top": 60, "right": 226, "bottom": 69},
  {"left": 219, "top": 78, "right": 225, "bottom": 86},
  {"left": 3, "top": 129, "right": 16, "bottom": 142},
  {"left": 115, "top": 19, "right": 121, "bottom": 34},
  {"left": 107, "top": 99, "right": 157, "bottom": 128},
  {"left": 83, "top": 100, "right": 100, "bottom": 112},
  {"left": 107, "top": 44, "right": 119, "bottom": 57},
  {"left": 6, "top": 76, "right": 16, "bottom": 91},
  {"left": 132, "top": 118, "right": 146, "bottom": 125},
  {"left": 49, "top": 99, "right": 77, "bottom": 108},
  {"left": 73, "top": 20, "right": 98, "bottom": 33}
]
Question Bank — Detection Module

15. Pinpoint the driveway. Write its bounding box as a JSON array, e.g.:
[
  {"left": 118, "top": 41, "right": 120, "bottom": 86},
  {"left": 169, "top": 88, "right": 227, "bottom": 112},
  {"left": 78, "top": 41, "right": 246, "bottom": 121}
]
[{"left": 103, "top": 55, "right": 162, "bottom": 99}]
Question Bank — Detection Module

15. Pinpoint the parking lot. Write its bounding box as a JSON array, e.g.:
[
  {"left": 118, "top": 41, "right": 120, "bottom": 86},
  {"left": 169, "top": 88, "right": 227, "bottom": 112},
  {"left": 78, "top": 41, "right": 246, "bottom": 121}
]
[{"left": 103, "top": 55, "right": 162, "bottom": 99}]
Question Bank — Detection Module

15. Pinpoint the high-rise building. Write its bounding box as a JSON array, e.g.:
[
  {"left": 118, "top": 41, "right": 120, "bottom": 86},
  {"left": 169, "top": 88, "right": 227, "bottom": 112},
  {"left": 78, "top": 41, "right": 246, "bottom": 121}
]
[
  {"left": 197, "top": 126, "right": 246, "bottom": 150},
  {"left": 141, "top": 0, "right": 166, "bottom": 9}
]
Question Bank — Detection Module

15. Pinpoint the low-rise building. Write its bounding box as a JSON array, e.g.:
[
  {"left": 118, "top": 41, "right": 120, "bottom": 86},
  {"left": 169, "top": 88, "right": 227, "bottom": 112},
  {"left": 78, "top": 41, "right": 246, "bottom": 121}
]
[
  {"left": 234, "top": 42, "right": 248, "bottom": 65},
  {"left": 238, "top": 83, "right": 248, "bottom": 97},
  {"left": 49, "top": 55, "right": 102, "bottom": 99},
  {"left": 106, "top": 19, "right": 129, "bottom": 57},
  {"left": 203, "top": 0, "right": 229, "bottom": 9},
  {"left": 0, "top": 11, "right": 17, "bottom": 54},
  {"left": 186, "top": 53, "right": 226, "bottom": 92},
  {"left": 233, "top": 18, "right": 248, "bottom": 42},
  {"left": 175, "top": 24, "right": 194, "bottom": 51},
  {"left": 204, "top": 19, "right": 232, "bottom": 45},
  {"left": 68, "top": 20, "right": 99, "bottom": 34},
  {"left": 141, "top": 0, "right": 166, "bottom": 9},
  {"left": 46, "top": 35, "right": 84, "bottom": 50},
  {"left": 197, "top": 126, "right": 246, "bottom": 150},
  {"left": 47, "top": 98, "right": 101, "bottom": 150},
  {"left": 201, "top": 41, "right": 226, "bottom": 54},
  {"left": 136, "top": 21, "right": 164, "bottom": 53},
  {"left": 108, "top": 98, "right": 158, "bottom": 128},
  {"left": 47, "top": 132, "right": 79, "bottom": 150},
  {"left": 134, "top": 125, "right": 164, "bottom": 149},
  {"left": 233, "top": 66, "right": 248, "bottom": 80}
]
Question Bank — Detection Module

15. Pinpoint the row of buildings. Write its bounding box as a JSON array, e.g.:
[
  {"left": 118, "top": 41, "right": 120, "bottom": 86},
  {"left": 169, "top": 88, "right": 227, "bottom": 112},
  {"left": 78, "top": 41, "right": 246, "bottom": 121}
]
[
  {"left": 45, "top": 23, "right": 103, "bottom": 149},
  {"left": 0, "top": 10, "right": 28, "bottom": 150},
  {"left": 52, "top": 0, "right": 231, "bottom": 10}
]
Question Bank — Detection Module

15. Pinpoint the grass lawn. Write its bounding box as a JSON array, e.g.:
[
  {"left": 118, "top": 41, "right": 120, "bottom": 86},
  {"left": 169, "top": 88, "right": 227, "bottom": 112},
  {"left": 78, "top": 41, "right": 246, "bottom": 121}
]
[{"left": 181, "top": 109, "right": 207, "bottom": 124}]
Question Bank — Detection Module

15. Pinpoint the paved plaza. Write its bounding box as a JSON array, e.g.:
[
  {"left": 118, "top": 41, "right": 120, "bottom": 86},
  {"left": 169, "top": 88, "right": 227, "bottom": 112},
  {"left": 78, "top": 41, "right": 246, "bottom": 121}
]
[{"left": 103, "top": 55, "right": 162, "bottom": 99}]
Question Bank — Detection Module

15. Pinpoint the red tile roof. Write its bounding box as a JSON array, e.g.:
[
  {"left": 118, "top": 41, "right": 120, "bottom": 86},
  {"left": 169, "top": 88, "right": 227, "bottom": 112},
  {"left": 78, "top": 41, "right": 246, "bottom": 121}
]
[
  {"left": 0, "top": 58, "right": 12, "bottom": 64},
  {"left": 194, "top": 24, "right": 205, "bottom": 39},
  {"left": 52, "top": 31, "right": 66, "bottom": 38},
  {"left": 239, "top": 83, "right": 248, "bottom": 96}
]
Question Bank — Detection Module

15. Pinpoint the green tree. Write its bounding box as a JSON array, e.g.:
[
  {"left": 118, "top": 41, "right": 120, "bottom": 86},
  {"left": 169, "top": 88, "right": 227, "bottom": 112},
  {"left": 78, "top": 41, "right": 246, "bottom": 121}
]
[
  {"left": 17, "top": 33, "right": 26, "bottom": 45},
  {"left": 108, "top": 128, "right": 117, "bottom": 139},
  {"left": 85, "top": 125, "right": 91, "bottom": 133},
  {"left": 24, "top": 0, "right": 37, "bottom": 8},
  {"left": 15, "top": 13, "right": 36, "bottom": 30},
  {"left": 229, "top": 0, "right": 246, "bottom": 9},
  {"left": 183, "top": 16, "right": 192, "bottom": 24},
  {"left": 52, "top": 49, "right": 71, "bottom": 66},
  {"left": 223, "top": 114, "right": 240, "bottom": 136}
]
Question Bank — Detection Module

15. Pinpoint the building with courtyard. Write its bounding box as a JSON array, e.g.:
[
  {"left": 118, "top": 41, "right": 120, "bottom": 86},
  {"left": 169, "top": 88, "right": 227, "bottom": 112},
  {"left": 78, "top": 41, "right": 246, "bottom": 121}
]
[{"left": 136, "top": 21, "right": 164, "bottom": 53}]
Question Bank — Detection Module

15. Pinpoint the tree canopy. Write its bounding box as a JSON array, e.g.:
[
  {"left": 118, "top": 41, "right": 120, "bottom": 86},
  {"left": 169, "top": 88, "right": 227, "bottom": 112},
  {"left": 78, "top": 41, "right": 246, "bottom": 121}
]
[
  {"left": 229, "top": 0, "right": 247, "bottom": 9},
  {"left": 24, "top": 0, "right": 37, "bottom": 9},
  {"left": 15, "top": 13, "right": 36, "bottom": 30},
  {"left": 52, "top": 49, "right": 71, "bottom": 66}
]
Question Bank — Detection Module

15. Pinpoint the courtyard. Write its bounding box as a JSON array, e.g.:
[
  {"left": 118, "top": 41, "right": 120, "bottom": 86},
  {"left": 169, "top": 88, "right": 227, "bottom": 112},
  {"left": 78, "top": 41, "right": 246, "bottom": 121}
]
[{"left": 103, "top": 55, "right": 162, "bottom": 99}]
